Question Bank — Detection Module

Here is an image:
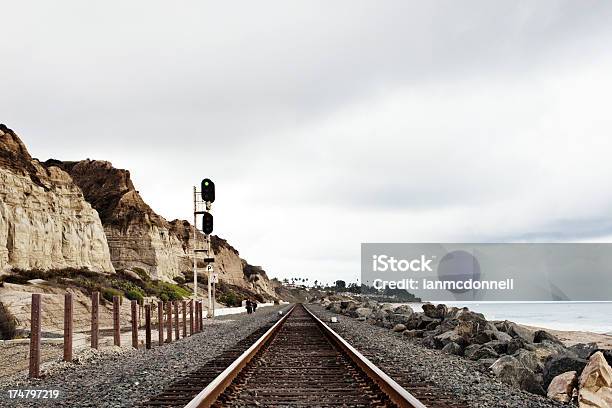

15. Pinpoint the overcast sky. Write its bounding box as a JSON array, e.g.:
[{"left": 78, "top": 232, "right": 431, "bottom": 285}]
[{"left": 2, "top": 1, "right": 612, "bottom": 285}]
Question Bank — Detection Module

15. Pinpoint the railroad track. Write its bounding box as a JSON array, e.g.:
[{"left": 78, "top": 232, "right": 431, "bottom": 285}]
[{"left": 144, "top": 304, "right": 464, "bottom": 408}]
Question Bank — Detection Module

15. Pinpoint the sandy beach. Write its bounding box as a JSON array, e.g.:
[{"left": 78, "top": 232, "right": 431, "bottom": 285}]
[{"left": 523, "top": 324, "right": 612, "bottom": 349}]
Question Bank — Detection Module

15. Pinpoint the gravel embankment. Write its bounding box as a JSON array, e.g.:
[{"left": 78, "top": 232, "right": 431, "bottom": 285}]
[
  {"left": 0, "top": 305, "right": 289, "bottom": 407},
  {"left": 308, "top": 304, "right": 563, "bottom": 408}
]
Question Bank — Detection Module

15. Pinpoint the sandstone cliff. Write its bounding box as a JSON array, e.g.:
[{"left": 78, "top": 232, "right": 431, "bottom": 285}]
[
  {"left": 49, "top": 159, "right": 276, "bottom": 298},
  {"left": 0, "top": 125, "right": 114, "bottom": 273}
]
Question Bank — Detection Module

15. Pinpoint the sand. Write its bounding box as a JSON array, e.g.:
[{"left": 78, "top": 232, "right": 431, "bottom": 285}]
[{"left": 522, "top": 324, "right": 612, "bottom": 349}]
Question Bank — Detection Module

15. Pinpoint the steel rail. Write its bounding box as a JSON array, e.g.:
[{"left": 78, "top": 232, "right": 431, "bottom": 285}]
[
  {"left": 303, "top": 304, "right": 428, "bottom": 408},
  {"left": 184, "top": 303, "right": 428, "bottom": 408},
  {"left": 183, "top": 304, "right": 296, "bottom": 408}
]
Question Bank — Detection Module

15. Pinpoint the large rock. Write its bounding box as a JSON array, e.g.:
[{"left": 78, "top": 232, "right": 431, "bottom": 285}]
[
  {"left": 392, "top": 304, "right": 412, "bottom": 314},
  {"left": 442, "top": 342, "right": 463, "bottom": 355},
  {"left": 456, "top": 311, "right": 496, "bottom": 337},
  {"left": 354, "top": 307, "right": 373, "bottom": 318},
  {"left": 507, "top": 323, "right": 536, "bottom": 343},
  {"left": 392, "top": 324, "right": 406, "bottom": 332},
  {"left": 507, "top": 337, "right": 529, "bottom": 355},
  {"left": 422, "top": 303, "right": 447, "bottom": 319},
  {"left": 494, "top": 320, "right": 514, "bottom": 333},
  {"left": 533, "top": 341, "right": 570, "bottom": 365},
  {"left": 578, "top": 351, "right": 612, "bottom": 408},
  {"left": 421, "top": 335, "right": 436, "bottom": 349},
  {"left": 388, "top": 313, "right": 415, "bottom": 326},
  {"left": 492, "top": 330, "right": 513, "bottom": 342},
  {"left": 403, "top": 329, "right": 425, "bottom": 338},
  {"left": 544, "top": 355, "right": 588, "bottom": 388},
  {"left": 372, "top": 309, "right": 389, "bottom": 321},
  {"left": 533, "top": 330, "right": 564, "bottom": 346},
  {"left": 469, "top": 346, "right": 499, "bottom": 361},
  {"left": 547, "top": 371, "right": 577, "bottom": 403},
  {"left": 603, "top": 350, "right": 612, "bottom": 367},
  {"left": 434, "top": 330, "right": 467, "bottom": 349},
  {"left": 569, "top": 343, "right": 599, "bottom": 360},
  {"left": 0, "top": 126, "right": 115, "bottom": 273},
  {"left": 515, "top": 349, "right": 543, "bottom": 373},
  {"left": 437, "top": 318, "right": 459, "bottom": 333},
  {"left": 329, "top": 302, "right": 343, "bottom": 314},
  {"left": 491, "top": 355, "right": 546, "bottom": 395},
  {"left": 378, "top": 303, "right": 393, "bottom": 311},
  {"left": 472, "top": 330, "right": 498, "bottom": 345},
  {"left": 416, "top": 315, "right": 441, "bottom": 330},
  {"left": 485, "top": 340, "right": 509, "bottom": 355}
]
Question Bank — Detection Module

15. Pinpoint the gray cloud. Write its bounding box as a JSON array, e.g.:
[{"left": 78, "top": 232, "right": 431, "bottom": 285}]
[{"left": 2, "top": 1, "right": 612, "bottom": 284}]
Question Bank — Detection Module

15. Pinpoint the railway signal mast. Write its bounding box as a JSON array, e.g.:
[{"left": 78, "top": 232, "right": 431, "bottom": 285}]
[{"left": 192, "top": 178, "right": 216, "bottom": 316}]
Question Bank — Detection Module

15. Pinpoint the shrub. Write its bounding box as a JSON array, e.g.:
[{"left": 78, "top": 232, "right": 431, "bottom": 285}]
[
  {"left": 0, "top": 304, "right": 15, "bottom": 333},
  {"left": 73, "top": 276, "right": 98, "bottom": 294},
  {"left": 125, "top": 289, "right": 144, "bottom": 305},
  {"left": 219, "top": 291, "right": 243, "bottom": 307},
  {"left": 173, "top": 276, "right": 186, "bottom": 285},
  {"left": 102, "top": 287, "right": 122, "bottom": 303},
  {"left": 0, "top": 275, "right": 31, "bottom": 285},
  {"left": 131, "top": 267, "right": 150, "bottom": 282},
  {"left": 110, "top": 279, "right": 145, "bottom": 297},
  {"left": 0, "top": 302, "right": 17, "bottom": 340},
  {"left": 159, "top": 283, "right": 189, "bottom": 301}
]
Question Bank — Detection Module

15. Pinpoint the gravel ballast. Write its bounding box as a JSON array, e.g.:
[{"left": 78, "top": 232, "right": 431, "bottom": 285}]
[
  {"left": 0, "top": 305, "right": 289, "bottom": 407},
  {"left": 308, "top": 304, "right": 564, "bottom": 408}
]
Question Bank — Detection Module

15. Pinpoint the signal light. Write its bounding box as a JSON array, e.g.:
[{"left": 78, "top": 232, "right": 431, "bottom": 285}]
[
  {"left": 201, "top": 178, "right": 215, "bottom": 202},
  {"left": 202, "top": 212, "right": 213, "bottom": 234}
]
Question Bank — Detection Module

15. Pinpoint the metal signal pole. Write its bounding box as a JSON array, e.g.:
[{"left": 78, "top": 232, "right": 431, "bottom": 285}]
[
  {"left": 192, "top": 186, "right": 198, "bottom": 299},
  {"left": 207, "top": 235, "right": 212, "bottom": 314},
  {"left": 193, "top": 179, "right": 216, "bottom": 316}
]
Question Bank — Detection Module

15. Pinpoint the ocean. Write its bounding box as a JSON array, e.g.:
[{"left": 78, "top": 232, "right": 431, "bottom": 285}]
[{"left": 403, "top": 301, "right": 612, "bottom": 335}]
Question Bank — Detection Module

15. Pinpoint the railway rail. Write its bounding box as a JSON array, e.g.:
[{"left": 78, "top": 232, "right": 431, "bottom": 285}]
[{"left": 144, "top": 304, "right": 465, "bottom": 408}]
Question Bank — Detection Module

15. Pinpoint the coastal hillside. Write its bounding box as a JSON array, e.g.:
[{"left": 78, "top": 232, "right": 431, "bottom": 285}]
[
  {"left": 0, "top": 125, "right": 277, "bottom": 300},
  {"left": 0, "top": 125, "right": 114, "bottom": 273},
  {"left": 46, "top": 159, "right": 277, "bottom": 298},
  {"left": 44, "top": 158, "right": 196, "bottom": 281}
]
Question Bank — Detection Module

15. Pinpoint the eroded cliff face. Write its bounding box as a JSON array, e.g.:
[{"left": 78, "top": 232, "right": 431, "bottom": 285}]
[
  {"left": 45, "top": 159, "right": 192, "bottom": 281},
  {"left": 0, "top": 125, "right": 114, "bottom": 273},
  {"left": 52, "top": 159, "right": 276, "bottom": 298}
]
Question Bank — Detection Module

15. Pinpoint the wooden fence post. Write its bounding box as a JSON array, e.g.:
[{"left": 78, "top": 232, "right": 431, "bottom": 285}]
[
  {"left": 29, "top": 294, "right": 41, "bottom": 378},
  {"left": 131, "top": 300, "right": 138, "bottom": 349},
  {"left": 194, "top": 301, "right": 199, "bottom": 332},
  {"left": 91, "top": 292, "right": 99, "bottom": 349},
  {"left": 145, "top": 304, "right": 151, "bottom": 349},
  {"left": 182, "top": 300, "right": 187, "bottom": 338},
  {"left": 113, "top": 296, "right": 121, "bottom": 347},
  {"left": 199, "top": 301, "right": 204, "bottom": 330},
  {"left": 166, "top": 301, "right": 173, "bottom": 342},
  {"left": 157, "top": 301, "right": 164, "bottom": 345},
  {"left": 189, "top": 300, "right": 194, "bottom": 335},
  {"left": 174, "top": 301, "right": 179, "bottom": 339},
  {"left": 63, "top": 292, "right": 73, "bottom": 362}
]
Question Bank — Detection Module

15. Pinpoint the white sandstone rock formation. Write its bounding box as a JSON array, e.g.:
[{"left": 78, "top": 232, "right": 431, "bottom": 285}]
[
  {"left": 0, "top": 125, "right": 114, "bottom": 274},
  {"left": 578, "top": 351, "right": 612, "bottom": 408},
  {"left": 547, "top": 370, "right": 577, "bottom": 403}
]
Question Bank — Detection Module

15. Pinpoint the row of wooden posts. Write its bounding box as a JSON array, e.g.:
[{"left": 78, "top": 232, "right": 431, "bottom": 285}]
[{"left": 29, "top": 292, "right": 206, "bottom": 378}]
